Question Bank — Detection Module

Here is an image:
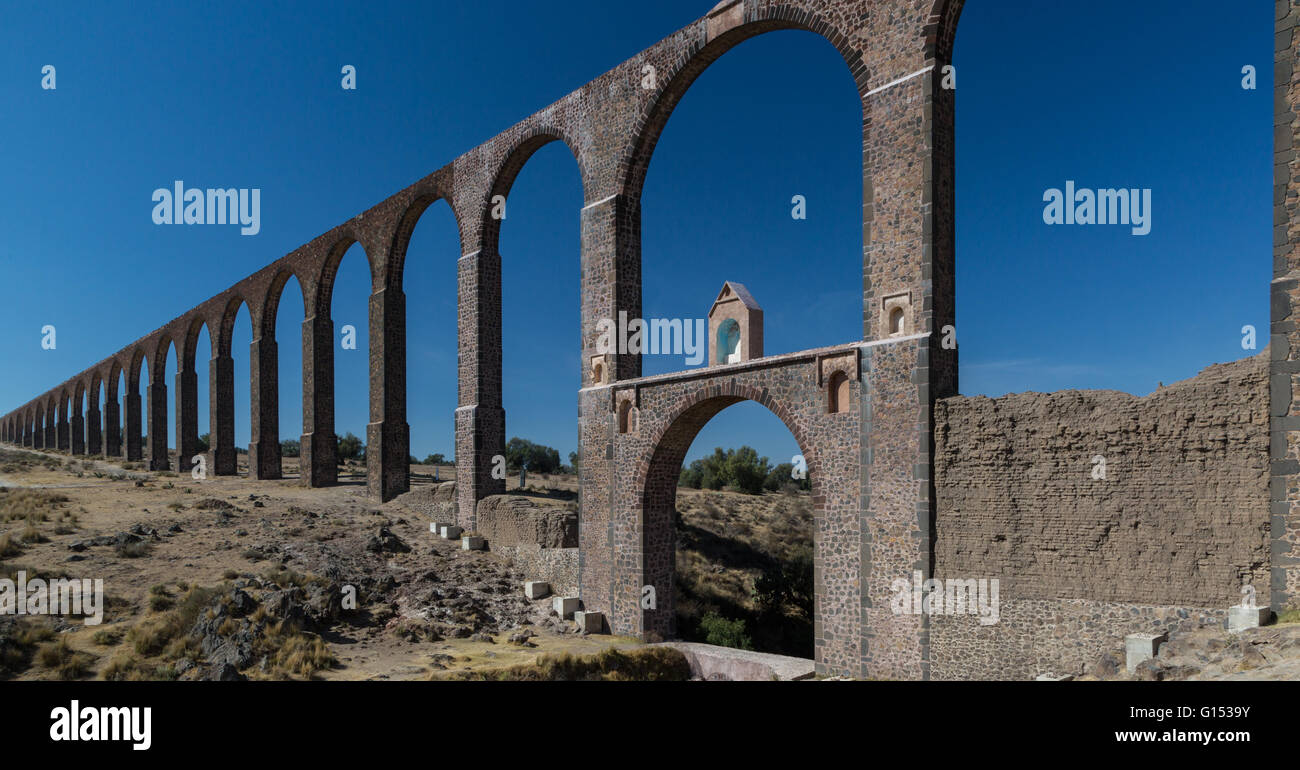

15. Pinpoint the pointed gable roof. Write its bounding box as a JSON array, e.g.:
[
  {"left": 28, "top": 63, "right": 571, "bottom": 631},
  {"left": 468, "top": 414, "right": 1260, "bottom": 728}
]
[{"left": 709, "top": 281, "right": 761, "bottom": 316}]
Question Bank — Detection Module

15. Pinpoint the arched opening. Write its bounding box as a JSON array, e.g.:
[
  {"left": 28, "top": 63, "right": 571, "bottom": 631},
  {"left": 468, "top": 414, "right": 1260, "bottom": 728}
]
[
  {"left": 270, "top": 273, "right": 305, "bottom": 479},
  {"left": 157, "top": 338, "right": 178, "bottom": 470},
  {"left": 182, "top": 321, "right": 213, "bottom": 470},
  {"left": 110, "top": 364, "right": 126, "bottom": 459},
  {"left": 400, "top": 198, "right": 461, "bottom": 482},
  {"left": 132, "top": 351, "right": 149, "bottom": 464},
  {"left": 826, "top": 370, "right": 849, "bottom": 414},
  {"left": 643, "top": 397, "right": 815, "bottom": 658},
  {"left": 94, "top": 376, "right": 107, "bottom": 456},
  {"left": 325, "top": 244, "right": 373, "bottom": 481},
  {"left": 717, "top": 319, "right": 741, "bottom": 365},
  {"left": 889, "top": 307, "right": 905, "bottom": 337},
  {"left": 229, "top": 302, "right": 253, "bottom": 474},
  {"left": 497, "top": 139, "right": 584, "bottom": 484},
  {"left": 638, "top": 29, "right": 863, "bottom": 377},
  {"left": 617, "top": 399, "right": 633, "bottom": 435}
]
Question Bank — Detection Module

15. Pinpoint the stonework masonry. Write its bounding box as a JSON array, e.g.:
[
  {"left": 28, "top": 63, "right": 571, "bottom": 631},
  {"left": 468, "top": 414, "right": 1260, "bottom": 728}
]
[
  {"left": 2, "top": 0, "right": 966, "bottom": 680},
  {"left": 5, "top": 0, "right": 1293, "bottom": 680}
]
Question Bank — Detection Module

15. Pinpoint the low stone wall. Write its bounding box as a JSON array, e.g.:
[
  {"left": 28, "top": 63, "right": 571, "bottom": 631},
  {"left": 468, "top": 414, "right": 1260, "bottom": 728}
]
[
  {"left": 393, "top": 481, "right": 457, "bottom": 522},
  {"left": 492, "top": 544, "right": 580, "bottom": 598},
  {"left": 930, "top": 599, "right": 1227, "bottom": 680},
  {"left": 473, "top": 494, "right": 580, "bottom": 596},
  {"left": 475, "top": 495, "right": 577, "bottom": 548}
]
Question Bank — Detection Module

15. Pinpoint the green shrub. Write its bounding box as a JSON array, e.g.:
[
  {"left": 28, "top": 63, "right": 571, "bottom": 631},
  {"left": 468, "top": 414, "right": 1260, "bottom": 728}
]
[{"left": 699, "top": 611, "right": 753, "bottom": 650}]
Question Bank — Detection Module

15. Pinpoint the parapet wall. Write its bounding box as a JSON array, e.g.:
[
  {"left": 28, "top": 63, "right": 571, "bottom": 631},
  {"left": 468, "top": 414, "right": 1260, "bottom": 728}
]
[{"left": 930, "top": 353, "right": 1270, "bottom": 678}]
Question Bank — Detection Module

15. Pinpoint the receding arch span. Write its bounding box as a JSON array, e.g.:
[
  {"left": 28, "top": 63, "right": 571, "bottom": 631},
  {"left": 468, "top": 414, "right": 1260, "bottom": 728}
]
[
  {"left": 389, "top": 190, "right": 464, "bottom": 290},
  {"left": 620, "top": 6, "right": 869, "bottom": 208},
  {"left": 315, "top": 240, "right": 374, "bottom": 318},
  {"left": 263, "top": 267, "right": 307, "bottom": 336},
  {"left": 481, "top": 127, "right": 588, "bottom": 254},
  {"left": 217, "top": 295, "right": 249, "bottom": 359},
  {"left": 634, "top": 382, "right": 823, "bottom": 642}
]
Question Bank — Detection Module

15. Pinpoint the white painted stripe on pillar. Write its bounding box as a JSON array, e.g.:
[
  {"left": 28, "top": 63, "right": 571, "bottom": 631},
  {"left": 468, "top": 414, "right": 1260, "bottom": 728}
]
[{"left": 864, "top": 65, "right": 935, "bottom": 98}]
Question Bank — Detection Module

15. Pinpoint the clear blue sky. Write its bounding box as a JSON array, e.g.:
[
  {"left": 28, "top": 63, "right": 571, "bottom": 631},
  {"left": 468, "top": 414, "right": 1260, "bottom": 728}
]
[{"left": 0, "top": 1, "right": 1272, "bottom": 469}]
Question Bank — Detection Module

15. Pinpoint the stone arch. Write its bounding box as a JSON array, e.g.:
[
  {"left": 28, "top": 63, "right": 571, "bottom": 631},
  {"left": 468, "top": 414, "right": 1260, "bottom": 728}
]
[
  {"left": 480, "top": 126, "right": 589, "bottom": 254},
  {"left": 106, "top": 360, "right": 123, "bottom": 402},
  {"left": 619, "top": 4, "right": 871, "bottom": 209},
  {"left": 632, "top": 381, "right": 823, "bottom": 640},
  {"left": 127, "top": 347, "right": 148, "bottom": 391},
  {"left": 262, "top": 267, "right": 308, "bottom": 338},
  {"left": 152, "top": 335, "right": 176, "bottom": 383},
  {"left": 181, "top": 315, "right": 211, "bottom": 372},
  {"left": 217, "top": 295, "right": 249, "bottom": 358},
  {"left": 314, "top": 238, "right": 374, "bottom": 318},
  {"left": 387, "top": 184, "right": 464, "bottom": 291}
]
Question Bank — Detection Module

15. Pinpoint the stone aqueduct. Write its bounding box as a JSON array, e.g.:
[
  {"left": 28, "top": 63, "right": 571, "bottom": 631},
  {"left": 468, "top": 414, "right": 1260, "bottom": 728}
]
[{"left": 4, "top": 0, "right": 1300, "bottom": 679}]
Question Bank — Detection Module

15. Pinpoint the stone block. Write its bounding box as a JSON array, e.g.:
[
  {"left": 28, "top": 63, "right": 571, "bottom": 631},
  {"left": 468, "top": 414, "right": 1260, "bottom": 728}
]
[
  {"left": 524, "top": 581, "right": 550, "bottom": 600},
  {"left": 574, "top": 610, "right": 605, "bottom": 634},
  {"left": 462, "top": 535, "right": 485, "bottom": 551},
  {"left": 1228, "top": 605, "right": 1272, "bottom": 633},
  {"left": 1125, "top": 632, "right": 1168, "bottom": 673},
  {"left": 552, "top": 596, "right": 579, "bottom": 619},
  {"left": 439, "top": 525, "right": 462, "bottom": 540}
]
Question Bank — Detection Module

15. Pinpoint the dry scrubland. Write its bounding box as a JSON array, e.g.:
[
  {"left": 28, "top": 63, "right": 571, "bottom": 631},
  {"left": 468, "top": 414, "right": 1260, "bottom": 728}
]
[{"left": 0, "top": 446, "right": 673, "bottom": 681}]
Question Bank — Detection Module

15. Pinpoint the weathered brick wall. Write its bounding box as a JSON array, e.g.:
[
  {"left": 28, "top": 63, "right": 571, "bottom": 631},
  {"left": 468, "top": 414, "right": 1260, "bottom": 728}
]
[
  {"left": 475, "top": 495, "right": 578, "bottom": 548},
  {"left": 930, "top": 353, "right": 1270, "bottom": 678}
]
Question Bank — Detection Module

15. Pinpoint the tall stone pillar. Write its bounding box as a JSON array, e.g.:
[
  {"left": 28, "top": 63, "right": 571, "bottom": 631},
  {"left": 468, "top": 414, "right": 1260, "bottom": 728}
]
[
  {"left": 87, "top": 405, "right": 102, "bottom": 456},
  {"left": 71, "top": 413, "right": 85, "bottom": 455},
  {"left": 456, "top": 249, "right": 505, "bottom": 526},
  {"left": 147, "top": 381, "right": 169, "bottom": 471},
  {"left": 248, "top": 337, "right": 281, "bottom": 480},
  {"left": 56, "top": 409, "right": 69, "bottom": 451},
  {"left": 46, "top": 408, "right": 57, "bottom": 450},
  {"left": 301, "top": 314, "right": 336, "bottom": 487},
  {"left": 1271, "top": 0, "right": 1300, "bottom": 613},
  {"left": 176, "top": 367, "right": 198, "bottom": 472},
  {"left": 576, "top": 194, "right": 642, "bottom": 633},
  {"left": 104, "top": 399, "right": 120, "bottom": 458},
  {"left": 368, "top": 285, "right": 409, "bottom": 501},
  {"left": 124, "top": 390, "right": 143, "bottom": 461},
  {"left": 210, "top": 354, "right": 236, "bottom": 475}
]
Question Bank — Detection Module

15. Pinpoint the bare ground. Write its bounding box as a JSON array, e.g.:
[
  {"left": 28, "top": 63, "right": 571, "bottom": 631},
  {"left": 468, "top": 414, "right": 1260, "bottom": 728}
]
[{"left": 0, "top": 446, "right": 638, "bottom": 681}]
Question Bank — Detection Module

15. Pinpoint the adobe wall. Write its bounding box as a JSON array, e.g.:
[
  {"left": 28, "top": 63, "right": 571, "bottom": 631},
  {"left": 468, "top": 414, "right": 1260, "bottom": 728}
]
[{"left": 929, "top": 353, "right": 1270, "bottom": 679}]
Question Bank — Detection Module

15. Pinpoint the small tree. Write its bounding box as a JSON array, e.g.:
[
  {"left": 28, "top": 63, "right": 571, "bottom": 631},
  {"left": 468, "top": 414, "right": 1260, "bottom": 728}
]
[
  {"left": 195, "top": 433, "right": 210, "bottom": 453},
  {"left": 336, "top": 432, "right": 364, "bottom": 462},
  {"left": 281, "top": 439, "right": 301, "bottom": 458}
]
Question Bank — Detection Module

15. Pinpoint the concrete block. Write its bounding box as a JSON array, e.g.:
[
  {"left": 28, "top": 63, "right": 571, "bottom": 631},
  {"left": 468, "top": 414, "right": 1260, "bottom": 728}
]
[
  {"left": 1228, "top": 605, "right": 1272, "bottom": 633},
  {"left": 1125, "top": 632, "right": 1168, "bottom": 673},
  {"left": 574, "top": 610, "right": 605, "bottom": 634},
  {"left": 524, "top": 581, "right": 550, "bottom": 600},
  {"left": 462, "top": 535, "right": 485, "bottom": 551},
  {"left": 552, "top": 596, "right": 579, "bottom": 619},
  {"left": 439, "top": 525, "right": 462, "bottom": 540}
]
